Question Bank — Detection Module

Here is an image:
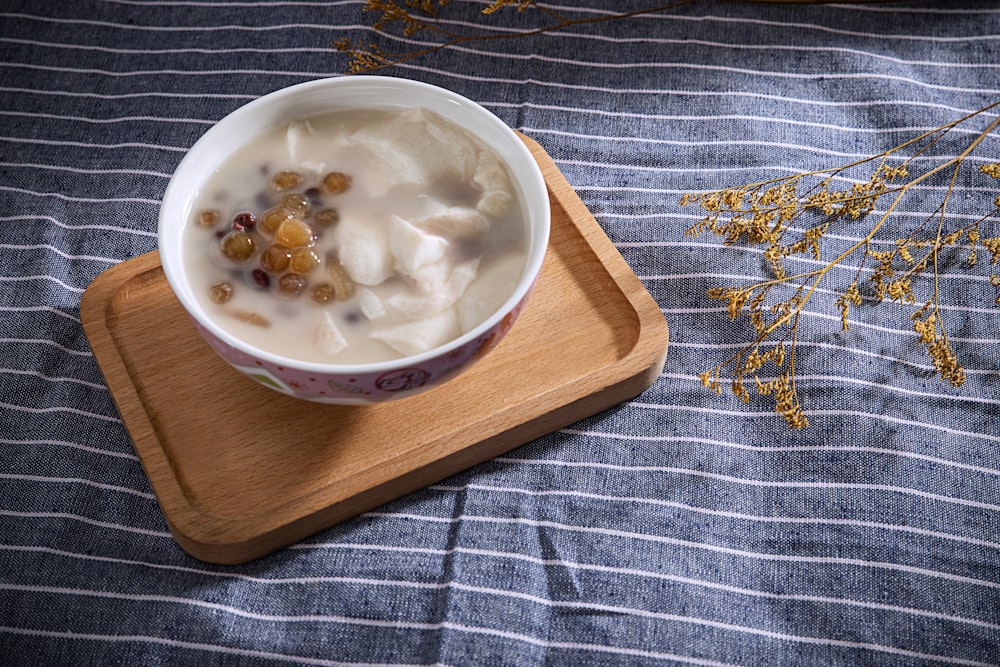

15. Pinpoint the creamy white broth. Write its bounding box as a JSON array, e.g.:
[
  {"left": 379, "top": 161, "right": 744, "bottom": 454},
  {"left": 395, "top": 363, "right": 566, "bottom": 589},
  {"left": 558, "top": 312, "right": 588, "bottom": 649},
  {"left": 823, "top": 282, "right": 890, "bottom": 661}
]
[{"left": 183, "top": 107, "right": 527, "bottom": 365}]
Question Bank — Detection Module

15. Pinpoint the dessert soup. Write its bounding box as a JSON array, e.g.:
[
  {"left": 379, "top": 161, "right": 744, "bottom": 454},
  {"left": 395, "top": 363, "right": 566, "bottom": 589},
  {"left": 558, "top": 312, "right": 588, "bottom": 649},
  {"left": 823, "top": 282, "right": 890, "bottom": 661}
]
[{"left": 183, "top": 107, "right": 528, "bottom": 365}]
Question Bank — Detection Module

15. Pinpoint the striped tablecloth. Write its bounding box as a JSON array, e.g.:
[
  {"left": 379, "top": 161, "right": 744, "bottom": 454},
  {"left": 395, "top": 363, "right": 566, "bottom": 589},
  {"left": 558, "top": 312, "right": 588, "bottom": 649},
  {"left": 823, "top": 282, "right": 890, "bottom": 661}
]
[{"left": 2, "top": 1, "right": 999, "bottom": 664}]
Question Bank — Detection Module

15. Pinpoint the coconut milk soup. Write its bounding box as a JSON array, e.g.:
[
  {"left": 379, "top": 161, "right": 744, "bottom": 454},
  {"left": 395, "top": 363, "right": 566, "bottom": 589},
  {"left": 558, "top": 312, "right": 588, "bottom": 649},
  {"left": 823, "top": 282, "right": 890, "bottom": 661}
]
[{"left": 182, "top": 107, "right": 528, "bottom": 364}]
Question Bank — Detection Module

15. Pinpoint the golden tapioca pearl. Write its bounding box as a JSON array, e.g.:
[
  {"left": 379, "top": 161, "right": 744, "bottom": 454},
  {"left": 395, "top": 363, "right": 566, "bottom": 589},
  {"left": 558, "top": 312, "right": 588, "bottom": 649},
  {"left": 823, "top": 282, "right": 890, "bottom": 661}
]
[
  {"left": 314, "top": 208, "right": 340, "bottom": 228},
  {"left": 322, "top": 171, "right": 352, "bottom": 194},
  {"left": 278, "top": 273, "right": 307, "bottom": 297},
  {"left": 274, "top": 218, "right": 314, "bottom": 248},
  {"left": 310, "top": 283, "right": 336, "bottom": 304},
  {"left": 219, "top": 230, "right": 256, "bottom": 262},
  {"left": 209, "top": 281, "right": 233, "bottom": 304},
  {"left": 260, "top": 244, "right": 293, "bottom": 273},
  {"left": 281, "top": 193, "right": 309, "bottom": 215},
  {"left": 259, "top": 206, "right": 295, "bottom": 236},
  {"left": 290, "top": 247, "right": 320, "bottom": 274},
  {"left": 271, "top": 170, "right": 304, "bottom": 191},
  {"left": 197, "top": 209, "right": 220, "bottom": 229}
]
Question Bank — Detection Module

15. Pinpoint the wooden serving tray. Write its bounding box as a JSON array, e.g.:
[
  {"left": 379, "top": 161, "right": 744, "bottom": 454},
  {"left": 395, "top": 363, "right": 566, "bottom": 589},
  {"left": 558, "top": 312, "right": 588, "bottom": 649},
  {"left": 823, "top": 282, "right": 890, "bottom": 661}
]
[{"left": 81, "top": 135, "right": 669, "bottom": 565}]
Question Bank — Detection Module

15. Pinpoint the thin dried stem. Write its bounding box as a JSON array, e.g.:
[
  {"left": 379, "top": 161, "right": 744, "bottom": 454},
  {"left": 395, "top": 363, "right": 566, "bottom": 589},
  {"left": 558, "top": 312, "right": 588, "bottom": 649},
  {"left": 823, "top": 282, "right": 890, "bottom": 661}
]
[
  {"left": 685, "top": 102, "right": 1000, "bottom": 428},
  {"left": 336, "top": 0, "right": 695, "bottom": 73}
]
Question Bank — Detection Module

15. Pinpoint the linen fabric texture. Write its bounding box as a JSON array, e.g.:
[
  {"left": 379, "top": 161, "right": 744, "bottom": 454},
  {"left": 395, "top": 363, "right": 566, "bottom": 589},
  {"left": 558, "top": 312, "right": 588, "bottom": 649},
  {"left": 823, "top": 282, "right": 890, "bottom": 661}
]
[{"left": 1, "top": 1, "right": 998, "bottom": 665}]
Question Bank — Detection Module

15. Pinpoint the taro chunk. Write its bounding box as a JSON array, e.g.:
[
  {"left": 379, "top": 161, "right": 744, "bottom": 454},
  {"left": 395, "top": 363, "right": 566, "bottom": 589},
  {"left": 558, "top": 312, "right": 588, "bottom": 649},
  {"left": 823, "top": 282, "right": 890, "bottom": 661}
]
[
  {"left": 417, "top": 206, "right": 490, "bottom": 239},
  {"left": 314, "top": 310, "right": 348, "bottom": 358},
  {"left": 349, "top": 108, "right": 477, "bottom": 194},
  {"left": 369, "top": 308, "right": 460, "bottom": 358},
  {"left": 335, "top": 215, "right": 394, "bottom": 286},
  {"left": 458, "top": 253, "right": 525, "bottom": 332},
  {"left": 285, "top": 120, "right": 314, "bottom": 165},
  {"left": 473, "top": 150, "right": 514, "bottom": 219},
  {"left": 357, "top": 286, "right": 386, "bottom": 320},
  {"left": 386, "top": 258, "right": 479, "bottom": 318},
  {"left": 389, "top": 214, "right": 449, "bottom": 280}
]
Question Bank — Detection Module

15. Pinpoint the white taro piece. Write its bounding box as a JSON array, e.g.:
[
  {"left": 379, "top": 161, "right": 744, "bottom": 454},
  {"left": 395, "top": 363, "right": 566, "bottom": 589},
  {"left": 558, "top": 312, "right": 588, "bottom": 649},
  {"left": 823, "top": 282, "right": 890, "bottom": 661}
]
[
  {"left": 335, "top": 213, "right": 394, "bottom": 286},
  {"left": 314, "top": 310, "right": 348, "bottom": 358},
  {"left": 386, "top": 258, "right": 479, "bottom": 319},
  {"left": 416, "top": 205, "right": 490, "bottom": 239},
  {"left": 474, "top": 150, "right": 514, "bottom": 219},
  {"left": 284, "top": 120, "right": 312, "bottom": 165},
  {"left": 369, "top": 308, "right": 460, "bottom": 357},
  {"left": 458, "top": 253, "right": 526, "bottom": 333},
  {"left": 348, "top": 108, "right": 478, "bottom": 195},
  {"left": 285, "top": 121, "right": 333, "bottom": 176},
  {"left": 389, "top": 215, "right": 449, "bottom": 279},
  {"left": 357, "top": 287, "right": 386, "bottom": 320}
]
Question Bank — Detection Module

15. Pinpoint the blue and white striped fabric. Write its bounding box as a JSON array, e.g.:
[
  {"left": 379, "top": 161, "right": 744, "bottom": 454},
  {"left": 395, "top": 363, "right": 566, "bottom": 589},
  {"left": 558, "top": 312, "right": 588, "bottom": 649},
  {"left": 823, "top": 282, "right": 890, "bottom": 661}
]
[{"left": 2, "top": 1, "right": 999, "bottom": 664}]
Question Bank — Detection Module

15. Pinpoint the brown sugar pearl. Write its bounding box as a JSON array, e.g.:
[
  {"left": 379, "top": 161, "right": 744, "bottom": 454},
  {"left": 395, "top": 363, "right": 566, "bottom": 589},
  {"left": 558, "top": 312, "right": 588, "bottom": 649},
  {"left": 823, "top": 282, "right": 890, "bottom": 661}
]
[
  {"left": 314, "top": 208, "right": 340, "bottom": 228},
  {"left": 274, "top": 218, "right": 314, "bottom": 248},
  {"left": 259, "top": 206, "right": 295, "bottom": 237},
  {"left": 260, "top": 244, "right": 292, "bottom": 273},
  {"left": 271, "top": 170, "right": 304, "bottom": 191},
  {"left": 290, "top": 247, "right": 320, "bottom": 274},
  {"left": 197, "top": 209, "right": 220, "bottom": 229},
  {"left": 219, "top": 230, "right": 256, "bottom": 262},
  {"left": 209, "top": 281, "right": 233, "bottom": 304},
  {"left": 277, "top": 273, "right": 307, "bottom": 297},
  {"left": 310, "top": 283, "right": 336, "bottom": 304},
  {"left": 322, "top": 172, "right": 352, "bottom": 194},
  {"left": 281, "top": 193, "right": 309, "bottom": 216}
]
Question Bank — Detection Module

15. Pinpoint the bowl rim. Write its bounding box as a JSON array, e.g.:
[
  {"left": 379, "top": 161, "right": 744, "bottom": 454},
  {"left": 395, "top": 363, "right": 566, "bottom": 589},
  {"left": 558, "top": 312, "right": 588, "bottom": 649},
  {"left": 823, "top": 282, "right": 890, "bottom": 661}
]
[{"left": 158, "top": 75, "right": 550, "bottom": 374}]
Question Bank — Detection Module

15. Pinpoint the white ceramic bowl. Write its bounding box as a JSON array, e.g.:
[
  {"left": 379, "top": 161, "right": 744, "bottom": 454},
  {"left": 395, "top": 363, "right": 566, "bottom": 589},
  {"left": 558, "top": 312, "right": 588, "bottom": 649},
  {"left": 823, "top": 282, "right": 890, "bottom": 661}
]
[{"left": 158, "top": 76, "right": 550, "bottom": 405}]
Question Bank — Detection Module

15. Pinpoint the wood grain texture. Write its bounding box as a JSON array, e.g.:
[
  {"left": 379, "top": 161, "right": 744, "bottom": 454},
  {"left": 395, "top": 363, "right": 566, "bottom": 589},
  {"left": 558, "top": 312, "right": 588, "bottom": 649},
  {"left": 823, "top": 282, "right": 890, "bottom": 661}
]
[{"left": 80, "top": 134, "right": 669, "bottom": 564}]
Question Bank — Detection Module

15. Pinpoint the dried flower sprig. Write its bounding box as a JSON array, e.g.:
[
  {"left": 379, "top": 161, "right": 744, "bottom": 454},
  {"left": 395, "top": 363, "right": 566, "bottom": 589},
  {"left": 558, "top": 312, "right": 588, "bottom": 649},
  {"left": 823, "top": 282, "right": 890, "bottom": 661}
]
[
  {"left": 337, "top": 1, "right": 915, "bottom": 74},
  {"left": 682, "top": 101, "right": 1000, "bottom": 429},
  {"left": 335, "top": 0, "right": 696, "bottom": 74},
  {"left": 337, "top": 2, "right": 997, "bottom": 430}
]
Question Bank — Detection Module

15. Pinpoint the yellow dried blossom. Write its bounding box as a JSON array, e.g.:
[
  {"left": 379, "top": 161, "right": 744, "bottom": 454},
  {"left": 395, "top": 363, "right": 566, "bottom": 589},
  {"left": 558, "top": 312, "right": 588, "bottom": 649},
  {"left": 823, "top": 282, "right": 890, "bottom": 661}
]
[
  {"left": 942, "top": 230, "right": 963, "bottom": 246},
  {"left": 680, "top": 100, "right": 1000, "bottom": 428},
  {"left": 743, "top": 347, "right": 766, "bottom": 374},
  {"left": 731, "top": 373, "right": 750, "bottom": 403},
  {"left": 771, "top": 373, "right": 809, "bottom": 430},
  {"left": 763, "top": 245, "right": 786, "bottom": 280},
  {"left": 980, "top": 162, "right": 1000, "bottom": 178},
  {"left": 835, "top": 282, "right": 862, "bottom": 331},
  {"left": 929, "top": 339, "right": 966, "bottom": 387},
  {"left": 896, "top": 240, "right": 915, "bottom": 264},
  {"left": 721, "top": 188, "right": 745, "bottom": 209},
  {"left": 708, "top": 287, "right": 753, "bottom": 321},
  {"left": 965, "top": 228, "right": 980, "bottom": 267},
  {"left": 483, "top": 0, "right": 533, "bottom": 13},
  {"left": 342, "top": 0, "right": 998, "bottom": 431},
  {"left": 887, "top": 278, "right": 915, "bottom": 304}
]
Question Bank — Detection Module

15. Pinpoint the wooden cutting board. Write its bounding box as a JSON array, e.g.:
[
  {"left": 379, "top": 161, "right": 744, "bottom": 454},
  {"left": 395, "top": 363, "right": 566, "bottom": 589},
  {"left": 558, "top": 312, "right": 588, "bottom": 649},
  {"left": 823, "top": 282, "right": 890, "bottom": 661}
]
[{"left": 80, "top": 134, "right": 669, "bottom": 565}]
